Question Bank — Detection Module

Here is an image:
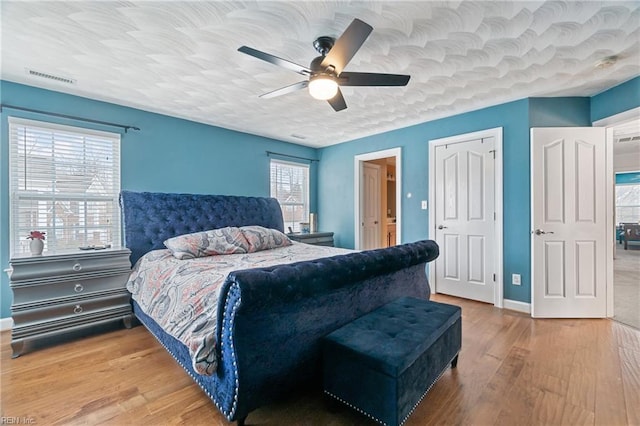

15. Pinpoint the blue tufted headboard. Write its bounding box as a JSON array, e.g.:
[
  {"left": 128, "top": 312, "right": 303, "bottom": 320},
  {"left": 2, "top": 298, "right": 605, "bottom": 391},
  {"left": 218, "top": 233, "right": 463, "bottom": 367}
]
[{"left": 120, "top": 190, "right": 285, "bottom": 266}]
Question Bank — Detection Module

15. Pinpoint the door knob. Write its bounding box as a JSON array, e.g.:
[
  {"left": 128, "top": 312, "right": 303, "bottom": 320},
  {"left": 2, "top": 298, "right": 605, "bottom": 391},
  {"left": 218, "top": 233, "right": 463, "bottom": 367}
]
[
  {"left": 437, "top": 225, "right": 447, "bottom": 230},
  {"left": 534, "top": 229, "right": 554, "bottom": 235}
]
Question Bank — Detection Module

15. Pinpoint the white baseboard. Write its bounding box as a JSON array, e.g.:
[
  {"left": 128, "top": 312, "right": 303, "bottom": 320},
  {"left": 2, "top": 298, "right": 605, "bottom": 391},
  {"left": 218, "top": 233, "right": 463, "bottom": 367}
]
[
  {"left": 0, "top": 317, "right": 13, "bottom": 331},
  {"left": 503, "top": 299, "right": 531, "bottom": 314}
]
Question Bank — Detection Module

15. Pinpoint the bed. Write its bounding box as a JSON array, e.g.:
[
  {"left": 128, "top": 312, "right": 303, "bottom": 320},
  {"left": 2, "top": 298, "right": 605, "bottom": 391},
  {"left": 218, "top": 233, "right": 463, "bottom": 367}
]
[{"left": 120, "top": 190, "right": 439, "bottom": 424}]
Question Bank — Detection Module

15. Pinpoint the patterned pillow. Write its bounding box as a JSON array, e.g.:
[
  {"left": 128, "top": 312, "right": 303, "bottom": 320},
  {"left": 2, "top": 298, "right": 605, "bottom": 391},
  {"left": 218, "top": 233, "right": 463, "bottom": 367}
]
[
  {"left": 240, "top": 226, "right": 292, "bottom": 253},
  {"left": 164, "top": 227, "right": 250, "bottom": 260}
]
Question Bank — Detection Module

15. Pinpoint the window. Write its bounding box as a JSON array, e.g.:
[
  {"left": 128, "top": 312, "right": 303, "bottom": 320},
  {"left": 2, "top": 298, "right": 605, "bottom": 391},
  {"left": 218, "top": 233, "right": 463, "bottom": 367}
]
[
  {"left": 616, "top": 183, "right": 640, "bottom": 224},
  {"left": 270, "top": 159, "right": 309, "bottom": 233},
  {"left": 9, "top": 118, "right": 121, "bottom": 255}
]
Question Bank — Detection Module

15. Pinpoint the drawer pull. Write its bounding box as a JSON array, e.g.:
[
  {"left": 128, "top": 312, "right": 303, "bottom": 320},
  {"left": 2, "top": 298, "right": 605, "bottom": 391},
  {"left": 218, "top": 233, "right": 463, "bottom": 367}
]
[
  {"left": 72, "top": 263, "right": 82, "bottom": 272},
  {"left": 74, "top": 283, "right": 84, "bottom": 293},
  {"left": 73, "top": 305, "right": 83, "bottom": 314}
]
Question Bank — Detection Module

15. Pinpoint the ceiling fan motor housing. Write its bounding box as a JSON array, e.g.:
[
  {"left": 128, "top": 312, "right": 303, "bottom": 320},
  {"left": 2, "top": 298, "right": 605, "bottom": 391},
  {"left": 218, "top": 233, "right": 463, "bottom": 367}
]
[
  {"left": 310, "top": 56, "right": 336, "bottom": 77},
  {"left": 313, "top": 36, "right": 335, "bottom": 55}
]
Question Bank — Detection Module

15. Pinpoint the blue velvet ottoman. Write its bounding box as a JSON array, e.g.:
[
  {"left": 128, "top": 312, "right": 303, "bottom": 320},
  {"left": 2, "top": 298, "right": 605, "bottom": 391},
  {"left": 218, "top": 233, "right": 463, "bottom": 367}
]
[{"left": 322, "top": 297, "right": 461, "bottom": 426}]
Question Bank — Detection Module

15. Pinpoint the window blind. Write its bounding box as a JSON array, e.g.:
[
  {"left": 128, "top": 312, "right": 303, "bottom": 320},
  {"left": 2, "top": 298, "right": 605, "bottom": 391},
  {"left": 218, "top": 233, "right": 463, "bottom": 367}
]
[
  {"left": 270, "top": 159, "right": 309, "bottom": 232},
  {"left": 9, "top": 118, "right": 121, "bottom": 255}
]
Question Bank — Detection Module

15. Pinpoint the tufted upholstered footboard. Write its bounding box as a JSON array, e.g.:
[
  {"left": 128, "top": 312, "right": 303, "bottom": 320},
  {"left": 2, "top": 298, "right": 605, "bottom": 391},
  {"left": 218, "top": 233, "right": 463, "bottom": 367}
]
[{"left": 120, "top": 190, "right": 439, "bottom": 422}]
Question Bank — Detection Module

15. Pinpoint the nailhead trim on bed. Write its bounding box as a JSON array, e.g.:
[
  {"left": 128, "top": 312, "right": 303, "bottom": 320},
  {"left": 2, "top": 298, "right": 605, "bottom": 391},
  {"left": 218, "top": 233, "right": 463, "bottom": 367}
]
[
  {"left": 228, "top": 283, "right": 242, "bottom": 419},
  {"left": 134, "top": 284, "right": 243, "bottom": 421},
  {"left": 220, "top": 282, "right": 242, "bottom": 419},
  {"left": 136, "top": 310, "right": 231, "bottom": 418}
]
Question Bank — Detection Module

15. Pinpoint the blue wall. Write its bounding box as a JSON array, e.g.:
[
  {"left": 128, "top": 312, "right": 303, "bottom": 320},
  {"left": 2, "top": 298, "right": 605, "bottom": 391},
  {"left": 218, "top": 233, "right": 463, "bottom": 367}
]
[
  {"left": 0, "top": 81, "right": 318, "bottom": 319},
  {"left": 318, "top": 100, "right": 534, "bottom": 302},
  {"left": 591, "top": 76, "right": 640, "bottom": 122},
  {"left": 2, "top": 76, "right": 639, "bottom": 318},
  {"left": 529, "top": 97, "right": 591, "bottom": 127},
  {"left": 318, "top": 95, "right": 626, "bottom": 304}
]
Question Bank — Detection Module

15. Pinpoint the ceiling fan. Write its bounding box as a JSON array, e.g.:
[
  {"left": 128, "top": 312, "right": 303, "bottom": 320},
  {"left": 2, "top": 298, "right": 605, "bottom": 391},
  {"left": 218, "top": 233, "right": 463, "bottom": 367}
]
[{"left": 238, "top": 18, "right": 410, "bottom": 112}]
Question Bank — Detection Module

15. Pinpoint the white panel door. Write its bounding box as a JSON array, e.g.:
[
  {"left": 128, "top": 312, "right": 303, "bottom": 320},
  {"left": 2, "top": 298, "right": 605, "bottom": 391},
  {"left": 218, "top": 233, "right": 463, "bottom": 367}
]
[
  {"left": 434, "top": 137, "right": 495, "bottom": 303},
  {"left": 361, "top": 162, "right": 381, "bottom": 250},
  {"left": 531, "top": 127, "right": 606, "bottom": 318}
]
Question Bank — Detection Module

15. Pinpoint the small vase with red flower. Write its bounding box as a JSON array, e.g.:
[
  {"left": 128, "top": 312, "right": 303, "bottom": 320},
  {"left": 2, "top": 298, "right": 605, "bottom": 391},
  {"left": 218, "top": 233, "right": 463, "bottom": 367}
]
[{"left": 27, "top": 231, "right": 46, "bottom": 255}]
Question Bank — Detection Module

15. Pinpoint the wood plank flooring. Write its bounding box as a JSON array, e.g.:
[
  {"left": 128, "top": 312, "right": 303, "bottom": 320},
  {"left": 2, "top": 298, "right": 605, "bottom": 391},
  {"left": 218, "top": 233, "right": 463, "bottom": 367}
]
[{"left": 2, "top": 294, "right": 639, "bottom": 425}]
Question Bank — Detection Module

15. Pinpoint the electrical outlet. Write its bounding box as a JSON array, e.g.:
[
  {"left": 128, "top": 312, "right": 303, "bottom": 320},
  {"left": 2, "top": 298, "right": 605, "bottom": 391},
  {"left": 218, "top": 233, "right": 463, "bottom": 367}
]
[
  {"left": 512, "top": 273, "right": 521, "bottom": 285},
  {"left": 421, "top": 200, "right": 428, "bottom": 210}
]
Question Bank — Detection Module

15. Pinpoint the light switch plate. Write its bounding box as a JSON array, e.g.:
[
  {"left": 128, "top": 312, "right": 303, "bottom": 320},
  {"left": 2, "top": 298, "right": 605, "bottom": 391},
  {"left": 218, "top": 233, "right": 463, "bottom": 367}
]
[
  {"left": 421, "top": 200, "right": 427, "bottom": 209},
  {"left": 512, "top": 273, "right": 521, "bottom": 285}
]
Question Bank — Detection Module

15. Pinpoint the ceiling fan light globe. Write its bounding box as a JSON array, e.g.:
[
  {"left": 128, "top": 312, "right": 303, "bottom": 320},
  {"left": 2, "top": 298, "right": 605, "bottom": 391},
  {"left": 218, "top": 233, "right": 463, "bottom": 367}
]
[{"left": 308, "top": 76, "right": 338, "bottom": 100}]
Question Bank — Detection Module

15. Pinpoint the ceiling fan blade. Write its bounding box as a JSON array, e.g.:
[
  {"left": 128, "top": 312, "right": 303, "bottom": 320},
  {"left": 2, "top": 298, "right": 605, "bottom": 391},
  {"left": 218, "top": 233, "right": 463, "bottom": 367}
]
[
  {"left": 327, "top": 88, "right": 347, "bottom": 112},
  {"left": 337, "top": 72, "right": 410, "bottom": 87},
  {"left": 321, "top": 19, "right": 373, "bottom": 75},
  {"left": 238, "top": 46, "right": 311, "bottom": 76},
  {"left": 259, "top": 81, "right": 309, "bottom": 99}
]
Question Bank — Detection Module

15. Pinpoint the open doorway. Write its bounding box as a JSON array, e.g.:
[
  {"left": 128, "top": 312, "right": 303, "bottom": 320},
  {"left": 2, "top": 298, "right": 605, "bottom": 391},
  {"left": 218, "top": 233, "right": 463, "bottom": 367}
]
[
  {"left": 354, "top": 148, "right": 401, "bottom": 250},
  {"left": 596, "top": 108, "right": 640, "bottom": 329},
  {"left": 612, "top": 120, "right": 640, "bottom": 330}
]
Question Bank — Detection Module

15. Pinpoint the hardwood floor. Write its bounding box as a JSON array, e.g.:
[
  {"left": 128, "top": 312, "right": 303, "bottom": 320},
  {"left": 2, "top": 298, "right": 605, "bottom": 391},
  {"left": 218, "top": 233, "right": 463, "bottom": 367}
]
[{"left": 2, "top": 294, "right": 639, "bottom": 425}]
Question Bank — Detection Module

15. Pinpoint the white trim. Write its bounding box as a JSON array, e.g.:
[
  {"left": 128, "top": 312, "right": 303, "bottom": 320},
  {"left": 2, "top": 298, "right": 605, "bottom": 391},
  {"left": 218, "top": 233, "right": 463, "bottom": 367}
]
[
  {"left": 594, "top": 107, "right": 640, "bottom": 318},
  {"left": 0, "top": 317, "right": 14, "bottom": 331},
  {"left": 428, "top": 127, "right": 504, "bottom": 308},
  {"left": 503, "top": 299, "right": 531, "bottom": 314},
  {"left": 354, "top": 148, "right": 402, "bottom": 249},
  {"left": 606, "top": 128, "right": 615, "bottom": 318}
]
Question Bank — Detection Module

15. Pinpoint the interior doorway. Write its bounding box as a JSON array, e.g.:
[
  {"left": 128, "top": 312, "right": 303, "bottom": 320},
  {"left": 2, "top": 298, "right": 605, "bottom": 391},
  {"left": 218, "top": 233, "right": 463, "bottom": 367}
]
[
  {"left": 596, "top": 110, "right": 640, "bottom": 329},
  {"left": 354, "top": 148, "right": 401, "bottom": 250}
]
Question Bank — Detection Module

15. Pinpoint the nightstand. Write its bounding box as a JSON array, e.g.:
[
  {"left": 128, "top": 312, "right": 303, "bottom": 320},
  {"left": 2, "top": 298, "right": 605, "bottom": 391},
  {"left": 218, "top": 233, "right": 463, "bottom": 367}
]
[
  {"left": 288, "top": 231, "right": 334, "bottom": 247},
  {"left": 8, "top": 247, "right": 133, "bottom": 358}
]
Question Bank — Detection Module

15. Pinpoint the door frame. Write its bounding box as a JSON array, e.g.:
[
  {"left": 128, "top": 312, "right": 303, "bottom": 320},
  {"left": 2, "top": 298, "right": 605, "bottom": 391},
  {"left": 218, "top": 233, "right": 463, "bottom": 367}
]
[
  {"left": 593, "top": 106, "right": 640, "bottom": 318},
  {"left": 354, "top": 147, "right": 402, "bottom": 250},
  {"left": 362, "top": 162, "right": 382, "bottom": 250},
  {"left": 428, "top": 127, "right": 504, "bottom": 307}
]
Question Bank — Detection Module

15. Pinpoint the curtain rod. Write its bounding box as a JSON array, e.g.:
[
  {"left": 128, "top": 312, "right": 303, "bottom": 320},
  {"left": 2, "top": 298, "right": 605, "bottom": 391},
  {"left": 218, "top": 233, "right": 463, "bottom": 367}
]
[
  {"left": 0, "top": 104, "right": 141, "bottom": 133},
  {"left": 266, "top": 151, "right": 318, "bottom": 163}
]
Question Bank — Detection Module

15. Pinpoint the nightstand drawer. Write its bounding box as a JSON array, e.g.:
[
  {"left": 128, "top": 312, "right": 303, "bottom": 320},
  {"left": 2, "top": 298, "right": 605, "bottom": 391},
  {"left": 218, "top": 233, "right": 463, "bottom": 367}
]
[
  {"left": 9, "top": 250, "right": 131, "bottom": 281},
  {"left": 288, "top": 232, "right": 334, "bottom": 247},
  {"left": 11, "top": 272, "right": 131, "bottom": 304},
  {"left": 298, "top": 237, "right": 333, "bottom": 246},
  {"left": 11, "top": 289, "right": 131, "bottom": 329}
]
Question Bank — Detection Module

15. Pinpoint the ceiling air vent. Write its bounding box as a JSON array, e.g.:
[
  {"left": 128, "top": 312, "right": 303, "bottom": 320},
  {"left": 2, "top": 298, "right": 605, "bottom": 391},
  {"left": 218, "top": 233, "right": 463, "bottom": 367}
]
[
  {"left": 26, "top": 69, "right": 75, "bottom": 84},
  {"left": 617, "top": 135, "right": 640, "bottom": 143}
]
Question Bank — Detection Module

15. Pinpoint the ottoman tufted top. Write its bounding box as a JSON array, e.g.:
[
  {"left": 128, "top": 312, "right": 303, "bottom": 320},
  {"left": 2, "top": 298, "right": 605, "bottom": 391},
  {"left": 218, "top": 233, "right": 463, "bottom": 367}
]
[{"left": 324, "top": 297, "right": 461, "bottom": 376}]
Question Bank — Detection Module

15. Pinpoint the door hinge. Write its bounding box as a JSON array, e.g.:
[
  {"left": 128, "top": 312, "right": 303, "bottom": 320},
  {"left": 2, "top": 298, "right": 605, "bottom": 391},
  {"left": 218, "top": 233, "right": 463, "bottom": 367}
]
[
  {"left": 489, "top": 149, "right": 496, "bottom": 159},
  {"left": 493, "top": 273, "right": 496, "bottom": 282},
  {"left": 494, "top": 212, "right": 496, "bottom": 220}
]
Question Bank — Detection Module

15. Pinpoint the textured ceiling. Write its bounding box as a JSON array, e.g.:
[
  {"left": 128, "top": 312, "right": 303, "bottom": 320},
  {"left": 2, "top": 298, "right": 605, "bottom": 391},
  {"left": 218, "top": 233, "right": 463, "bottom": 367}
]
[{"left": 1, "top": 1, "right": 639, "bottom": 148}]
